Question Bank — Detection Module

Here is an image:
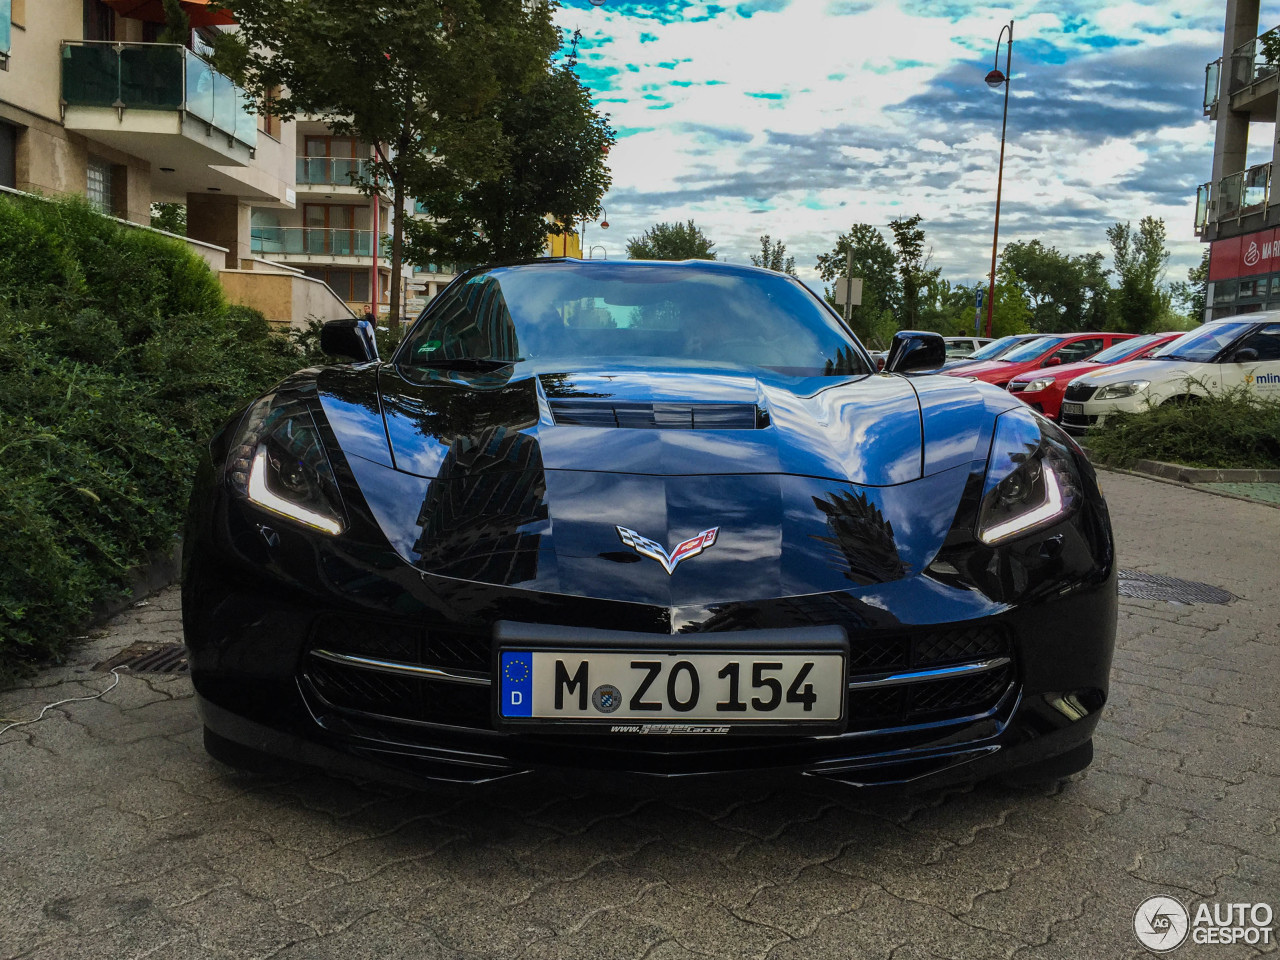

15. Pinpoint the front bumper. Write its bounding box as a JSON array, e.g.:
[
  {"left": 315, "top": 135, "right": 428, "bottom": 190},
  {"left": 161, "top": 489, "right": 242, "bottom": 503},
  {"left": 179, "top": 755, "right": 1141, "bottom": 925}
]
[
  {"left": 1060, "top": 394, "right": 1147, "bottom": 434},
  {"left": 185, "top": 530, "right": 1116, "bottom": 789}
]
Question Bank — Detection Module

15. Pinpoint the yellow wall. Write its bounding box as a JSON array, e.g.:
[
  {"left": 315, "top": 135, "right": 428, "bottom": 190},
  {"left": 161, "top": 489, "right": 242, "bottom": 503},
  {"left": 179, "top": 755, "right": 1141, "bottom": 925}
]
[{"left": 546, "top": 228, "right": 582, "bottom": 258}]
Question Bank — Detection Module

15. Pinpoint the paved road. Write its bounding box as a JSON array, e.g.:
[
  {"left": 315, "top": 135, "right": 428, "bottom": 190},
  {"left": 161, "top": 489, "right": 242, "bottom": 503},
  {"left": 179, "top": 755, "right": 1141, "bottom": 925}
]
[{"left": 1, "top": 472, "right": 1277, "bottom": 960}]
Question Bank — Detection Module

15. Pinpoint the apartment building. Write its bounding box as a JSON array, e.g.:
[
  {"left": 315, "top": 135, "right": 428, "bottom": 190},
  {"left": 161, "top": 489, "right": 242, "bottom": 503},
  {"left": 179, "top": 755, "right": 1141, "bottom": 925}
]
[
  {"left": 1198, "top": 0, "right": 1280, "bottom": 318},
  {"left": 0, "top": 0, "right": 351, "bottom": 326},
  {"left": 248, "top": 123, "right": 466, "bottom": 317}
]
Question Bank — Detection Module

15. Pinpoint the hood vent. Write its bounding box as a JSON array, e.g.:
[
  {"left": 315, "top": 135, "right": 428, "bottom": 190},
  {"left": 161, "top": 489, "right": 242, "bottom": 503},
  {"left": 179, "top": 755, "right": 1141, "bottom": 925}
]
[{"left": 549, "top": 400, "right": 764, "bottom": 430}]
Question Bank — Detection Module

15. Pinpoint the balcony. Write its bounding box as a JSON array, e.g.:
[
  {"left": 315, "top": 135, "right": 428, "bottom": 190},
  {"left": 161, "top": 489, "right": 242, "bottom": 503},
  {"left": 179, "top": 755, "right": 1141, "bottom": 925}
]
[
  {"left": 61, "top": 41, "right": 258, "bottom": 174},
  {"left": 1221, "top": 27, "right": 1280, "bottom": 115},
  {"left": 251, "top": 227, "right": 386, "bottom": 261},
  {"left": 1195, "top": 182, "right": 1213, "bottom": 236},
  {"left": 1205, "top": 58, "right": 1222, "bottom": 114},
  {"left": 1216, "top": 163, "right": 1271, "bottom": 222},
  {"left": 296, "top": 156, "right": 371, "bottom": 190}
]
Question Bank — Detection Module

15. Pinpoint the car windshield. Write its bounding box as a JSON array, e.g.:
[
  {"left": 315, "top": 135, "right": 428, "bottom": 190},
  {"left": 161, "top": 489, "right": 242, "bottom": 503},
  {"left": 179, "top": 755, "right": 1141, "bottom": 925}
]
[
  {"left": 1001, "top": 336, "right": 1066, "bottom": 363},
  {"left": 1090, "top": 335, "right": 1159, "bottom": 364},
  {"left": 1152, "top": 321, "right": 1257, "bottom": 362},
  {"left": 397, "top": 262, "right": 871, "bottom": 376},
  {"left": 967, "top": 335, "right": 1032, "bottom": 361}
]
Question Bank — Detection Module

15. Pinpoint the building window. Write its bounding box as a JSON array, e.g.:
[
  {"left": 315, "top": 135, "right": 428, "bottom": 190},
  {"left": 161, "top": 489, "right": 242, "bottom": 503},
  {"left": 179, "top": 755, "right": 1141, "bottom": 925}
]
[
  {"left": 1, "top": 0, "right": 11, "bottom": 66},
  {"left": 258, "top": 86, "right": 282, "bottom": 139},
  {"left": 0, "top": 122, "right": 15, "bottom": 189},
  {"left": 83, "top": 0, "right": 114, "bottom": 42},
  {"left": 302, "top": 267, "right": 370, "bottom": 304},
  {"left": 86, "top": 156, "right": 113, "bottom": 214}
]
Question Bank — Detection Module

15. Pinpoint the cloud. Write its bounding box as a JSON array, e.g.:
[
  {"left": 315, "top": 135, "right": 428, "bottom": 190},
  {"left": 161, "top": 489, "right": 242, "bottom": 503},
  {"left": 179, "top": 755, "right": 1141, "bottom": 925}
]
[{"left": 556, "top": 0, "right": 1224, "bottom": 284}]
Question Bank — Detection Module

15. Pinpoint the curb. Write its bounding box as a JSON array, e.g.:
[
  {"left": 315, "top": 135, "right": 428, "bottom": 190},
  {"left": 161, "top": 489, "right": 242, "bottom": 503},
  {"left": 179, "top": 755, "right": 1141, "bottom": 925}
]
[
  {"left": 85, "top": 541, "right": 183, "bottom": 629},
  {"left": 1127, "top": 459, "right": 1280, "bottom": 484}
]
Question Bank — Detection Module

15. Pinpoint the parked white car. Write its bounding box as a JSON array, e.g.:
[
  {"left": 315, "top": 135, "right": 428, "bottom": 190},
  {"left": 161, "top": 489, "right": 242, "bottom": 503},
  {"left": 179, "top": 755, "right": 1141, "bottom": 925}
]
[{"left": 1059, "top": 316, "right": 1280, "bottom": 434}]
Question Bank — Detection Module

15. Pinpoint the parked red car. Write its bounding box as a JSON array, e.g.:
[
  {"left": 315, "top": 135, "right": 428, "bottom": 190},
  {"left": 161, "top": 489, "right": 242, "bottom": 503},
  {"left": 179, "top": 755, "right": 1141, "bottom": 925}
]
[
  {"left": 943, "top": 332, "right": 1135, "bottom": 389},
  {"left": 1005, "top": 332, "right": 1184, "bottom": 419}
]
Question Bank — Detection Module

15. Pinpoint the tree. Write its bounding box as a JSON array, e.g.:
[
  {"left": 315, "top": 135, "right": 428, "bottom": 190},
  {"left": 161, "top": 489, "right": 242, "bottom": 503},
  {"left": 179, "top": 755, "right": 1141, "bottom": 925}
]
[
  {"left": 158, "top": 0, "right": 190, "bottom": 44},
  {"left": 888, "top": 215, "right": 938, "bottom": 329},
  {"left": 1001, "top": 240, "right": 1111, "bottom": 333},
  {"left": 1107, "top": 216, "right": 1172, "bottom": 333},
  {"left": 814, "top": 223, "right": 899, "bottom": 346},
  {"left": 214, "top": 0, "right": 560, "bottom": 329},
  {"left": 150, "top": 203, "right": 186, "bottom": 236},
  {"left": 749, "top": 235, "right": 796, "bottom": 275},
  {"left": 405, "top": 34, "right": 614, "bottom": 264},
  {"left": 626, "top": 220, "right": 717, "bottom": 260},
  {"left": 991, "top": 263, "right": 1033, "bottom": 338},
  {"left": 1170, "top": 248, "right": 1210, "bottom": 324},
  {"left": 918, "top": 276, "right": 980, "bottom": 336}
]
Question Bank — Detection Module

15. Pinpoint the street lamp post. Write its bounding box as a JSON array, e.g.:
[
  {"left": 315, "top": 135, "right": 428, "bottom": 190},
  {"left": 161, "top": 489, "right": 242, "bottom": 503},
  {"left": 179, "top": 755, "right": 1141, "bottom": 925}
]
[
  {"left": 984, "top": 19, "right": 1013, "bottom": 339},
  {"left": 579, "top": 207, "right": 608, "bottom": 257}
]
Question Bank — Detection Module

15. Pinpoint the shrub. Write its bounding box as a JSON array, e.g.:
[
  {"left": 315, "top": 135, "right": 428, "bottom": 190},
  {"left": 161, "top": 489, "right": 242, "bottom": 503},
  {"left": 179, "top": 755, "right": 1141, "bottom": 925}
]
[
  {"left": 0, "top": 194, "right": 303, "bottom": 682},
  {"left": 1087, "top": 388, "right": 1280, "bottom": 470}
]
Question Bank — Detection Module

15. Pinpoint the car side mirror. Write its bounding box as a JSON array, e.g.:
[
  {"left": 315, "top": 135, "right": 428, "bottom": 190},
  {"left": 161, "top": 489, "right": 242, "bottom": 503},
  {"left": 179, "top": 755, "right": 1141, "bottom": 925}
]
[
  {"left": 320, "top": 318, "right": 379, "bottom": 362},
  {"left": 1233, "top": 346, "right": 1260, "bottom": 363},
  {"left": 884, "top": 330, "right": 946, "bottom": 374},
  {"left": 1044, "top": 356, "right": 1062, "bottom": 367}
]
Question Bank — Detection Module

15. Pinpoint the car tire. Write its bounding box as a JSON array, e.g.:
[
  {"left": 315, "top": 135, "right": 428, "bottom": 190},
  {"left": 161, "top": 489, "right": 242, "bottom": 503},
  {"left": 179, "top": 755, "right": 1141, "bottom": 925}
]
[
  {"left": 997, "top": 738, "right": 1093, "bottom": 788},
  {"left": 1161, "top": 393, "right": 1204, "bottom": 407}
]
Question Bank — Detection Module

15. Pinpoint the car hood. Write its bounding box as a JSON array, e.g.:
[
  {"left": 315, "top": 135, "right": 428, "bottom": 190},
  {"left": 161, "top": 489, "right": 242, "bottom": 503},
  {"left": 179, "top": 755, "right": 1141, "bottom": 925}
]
[
  {"left": 310, "top": 362, "right": 1014, "bottom": 605},
  {"left": 1011, "top": 359, "right": 1102, "bottom": 385},
  {"left": 1068, "top": 358, "right": 1205, "bottom": 388},
  {"left": 946, "top": 359, "right": 1025, "bottom": 380}
]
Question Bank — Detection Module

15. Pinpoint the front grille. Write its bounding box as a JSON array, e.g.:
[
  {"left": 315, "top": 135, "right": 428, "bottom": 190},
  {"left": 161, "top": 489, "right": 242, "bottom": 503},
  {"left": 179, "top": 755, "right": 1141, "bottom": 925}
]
[
  {"left": 1006, "top": 382, "right": 1027, "bottom": 393},
  {"left": 846, "top": 624, "right": 1010, "bottom": 675},
  {"left": 301, "top": 617, "right": 1014, "bottom": 738},
  {"left": 311, "top": 614, "right": 489, "bottom": 672},
  {"left": 1060, "top": 412, "right": 1099, "bottom": 428},
  {"left": 1063, "top": 383, "right": 1098, "bottom": 402}
]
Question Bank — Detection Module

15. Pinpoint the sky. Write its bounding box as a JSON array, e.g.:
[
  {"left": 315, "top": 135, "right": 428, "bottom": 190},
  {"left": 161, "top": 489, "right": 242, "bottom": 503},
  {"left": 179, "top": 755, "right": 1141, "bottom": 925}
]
[{"left": 552, "top": 0, "right": 1252, "bottom": 292}]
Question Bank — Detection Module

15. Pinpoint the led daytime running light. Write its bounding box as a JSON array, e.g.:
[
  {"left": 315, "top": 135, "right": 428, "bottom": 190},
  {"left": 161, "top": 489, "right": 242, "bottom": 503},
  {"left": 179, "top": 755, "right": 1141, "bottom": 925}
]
[
  {"left": 247, "top": 445, "right": 343, "bottom": 535},
  {"left": 979, "top": 461, "right": 1065, "bottom": 544}
]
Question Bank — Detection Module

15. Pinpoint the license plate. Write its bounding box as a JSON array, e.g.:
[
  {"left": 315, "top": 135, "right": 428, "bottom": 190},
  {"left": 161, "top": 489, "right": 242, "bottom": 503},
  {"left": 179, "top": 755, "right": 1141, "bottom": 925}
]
[
  {"left": 497, "top": 650, "right": 846, "bottom": 729},
  {"left": 1062, "top": 402, "right": 1084, "bottom": 416}
]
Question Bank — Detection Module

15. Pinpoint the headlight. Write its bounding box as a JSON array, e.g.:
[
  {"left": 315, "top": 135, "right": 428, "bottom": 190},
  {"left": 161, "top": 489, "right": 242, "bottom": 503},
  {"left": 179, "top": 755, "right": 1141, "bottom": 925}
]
[
  {"left": 1094, "top": 380, "right": 1149, "bottom": 400},
  {"left": 977, "top": 408, "right": 1081, "bottom": 545},
  {"left": 226, "top": 394, "right": 345, "bottom": 535},
  {"left": 1023, "top": 377, "right": 1055, "bottom": 393}
]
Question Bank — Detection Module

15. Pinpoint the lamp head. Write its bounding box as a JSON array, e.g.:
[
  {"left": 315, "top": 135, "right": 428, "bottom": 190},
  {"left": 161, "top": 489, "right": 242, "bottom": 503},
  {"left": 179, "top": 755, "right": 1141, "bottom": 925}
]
[{"left": 985, "top": 68, "right": 1007, "bottom": 88}]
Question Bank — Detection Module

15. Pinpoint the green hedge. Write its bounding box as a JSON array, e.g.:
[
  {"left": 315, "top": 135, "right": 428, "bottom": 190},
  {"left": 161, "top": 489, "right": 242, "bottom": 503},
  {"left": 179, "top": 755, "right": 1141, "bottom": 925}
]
[
  {"left": 0, "top": 194, "right": 304, "bottom": 682},
  {"left": 1087, "top": 389, "right": 1280, "bottom": 470}
]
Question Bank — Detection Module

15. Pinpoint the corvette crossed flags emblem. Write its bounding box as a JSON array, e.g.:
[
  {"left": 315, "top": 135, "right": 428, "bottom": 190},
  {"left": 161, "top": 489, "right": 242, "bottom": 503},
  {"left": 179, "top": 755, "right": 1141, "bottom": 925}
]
[{"left": 616, "top": 526, "right": 720, "bottom": 575}]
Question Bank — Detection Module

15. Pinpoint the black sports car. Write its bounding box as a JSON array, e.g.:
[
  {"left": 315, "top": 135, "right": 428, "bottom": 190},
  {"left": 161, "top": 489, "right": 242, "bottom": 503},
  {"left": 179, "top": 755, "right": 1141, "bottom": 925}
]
[{"left": 183, "top": 259, "right": 1116, "bottom": 789}]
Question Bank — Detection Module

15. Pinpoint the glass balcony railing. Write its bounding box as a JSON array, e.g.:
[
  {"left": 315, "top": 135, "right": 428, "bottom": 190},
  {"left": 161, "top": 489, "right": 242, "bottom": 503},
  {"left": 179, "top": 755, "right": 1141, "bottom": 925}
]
[
  {"left": 251, "top": 228, "right": 383, "bottom": 257},
  {"left": 1205, "top": 58, "right": 1222, "bottom": 112},
  {"left": 296, "top": 156, "right": 371, "bottom": 186},
  {"left": 1216, "top": 163, "right": 1272, "bottom": 221},
  {"left": 1195, "top": 182, "right": 1213, "bottom": 236},
  {"left": 61, "top": 41, "right": 257, "bottom": 150},
  {"left": 1229, "top": 28, "right": 1280, "bottom": 95}
]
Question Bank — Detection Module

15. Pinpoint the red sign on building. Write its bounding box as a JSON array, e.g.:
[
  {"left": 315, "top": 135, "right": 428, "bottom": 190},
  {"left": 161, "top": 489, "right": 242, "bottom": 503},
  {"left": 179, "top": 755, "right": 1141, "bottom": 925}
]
[{"left": 1209, "top": 228, "right": 1280, "bottom": 281}]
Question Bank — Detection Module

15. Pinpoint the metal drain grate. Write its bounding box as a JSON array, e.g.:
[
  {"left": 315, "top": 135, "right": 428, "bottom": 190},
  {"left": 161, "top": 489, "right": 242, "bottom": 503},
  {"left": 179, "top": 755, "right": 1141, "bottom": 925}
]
[
  {"left": 95, "top": 642, "right": 190, "bottom": 674},
  {"left": 1117, "top": 570, "right": 1234, "bottom": 605}
]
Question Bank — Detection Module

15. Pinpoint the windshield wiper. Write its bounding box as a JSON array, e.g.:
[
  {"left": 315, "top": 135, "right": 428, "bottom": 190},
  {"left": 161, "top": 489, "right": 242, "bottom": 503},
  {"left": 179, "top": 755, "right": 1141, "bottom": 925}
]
[{"left": 417, "top": 357, "right": 520, "bottom": 371}]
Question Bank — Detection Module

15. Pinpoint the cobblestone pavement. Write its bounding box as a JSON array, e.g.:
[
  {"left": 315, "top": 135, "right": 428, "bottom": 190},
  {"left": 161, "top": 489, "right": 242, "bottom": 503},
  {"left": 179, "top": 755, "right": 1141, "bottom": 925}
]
[{"left": 1, "top": 471, "right": 1277, "bottom": 960}]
